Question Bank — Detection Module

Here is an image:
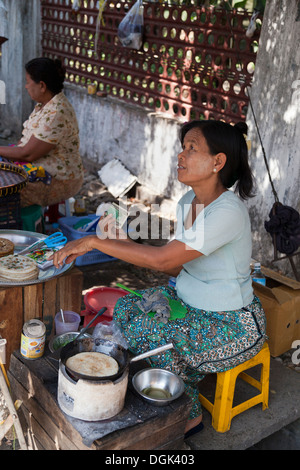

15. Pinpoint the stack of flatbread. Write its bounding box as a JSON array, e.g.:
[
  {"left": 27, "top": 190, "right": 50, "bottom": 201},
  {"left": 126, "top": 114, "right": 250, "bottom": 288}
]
[
  {"left": 0, "top": 254, "right": 39, "bottom": 281},
  {"left": 0, "top": 238, "right": 14, "bottom": 258}
]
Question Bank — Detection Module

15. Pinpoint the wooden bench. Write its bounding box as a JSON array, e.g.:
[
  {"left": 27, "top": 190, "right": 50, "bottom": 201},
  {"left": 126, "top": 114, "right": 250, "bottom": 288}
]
[
  {"left": 0, "top": 267, "right": 83, "bottom": 368},
  {"left": 8, "top": 350, "right": 191, "bottom": 450}
]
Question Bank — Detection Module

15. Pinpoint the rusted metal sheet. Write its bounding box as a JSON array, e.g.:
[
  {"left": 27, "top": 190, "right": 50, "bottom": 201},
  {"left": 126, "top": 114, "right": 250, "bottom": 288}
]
[{"left": 41, "top": 0, "right": 261, "bottom": 123}]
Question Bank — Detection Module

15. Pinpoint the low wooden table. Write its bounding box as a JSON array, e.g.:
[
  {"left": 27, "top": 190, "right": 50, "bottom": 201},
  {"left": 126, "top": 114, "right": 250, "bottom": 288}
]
[
  {"left": 0, "top": 267, "right": 83, "bottom": 368},
  {"left": 8, "top": 350, "right": 191, "bottom": 450}
]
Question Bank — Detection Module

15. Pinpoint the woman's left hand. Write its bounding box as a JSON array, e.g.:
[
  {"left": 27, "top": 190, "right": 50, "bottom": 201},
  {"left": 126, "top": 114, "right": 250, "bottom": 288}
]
[
  {"left": 51, "top": 235, "right": 96, "bottom": 267},
  {"left": 98, "top": 213, "right": 128, "bottom": 240}
]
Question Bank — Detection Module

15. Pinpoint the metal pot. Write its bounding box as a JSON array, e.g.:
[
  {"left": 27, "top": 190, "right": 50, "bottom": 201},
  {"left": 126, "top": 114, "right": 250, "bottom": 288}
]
[
  {"left": 59, "top": 337, "right": 173, "bottom": 382},
  {"left": 48, "top": 331, "right": 92, "bottom": 353}
]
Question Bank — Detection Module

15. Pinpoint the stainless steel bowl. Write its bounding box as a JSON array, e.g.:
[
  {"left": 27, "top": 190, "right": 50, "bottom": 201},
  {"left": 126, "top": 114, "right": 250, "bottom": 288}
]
[
  {"left": 48, "top": 331, "right": 91, "bottom": 353},
  {"left": 132, "top": 368, "right": 185, "bottom": 406}
]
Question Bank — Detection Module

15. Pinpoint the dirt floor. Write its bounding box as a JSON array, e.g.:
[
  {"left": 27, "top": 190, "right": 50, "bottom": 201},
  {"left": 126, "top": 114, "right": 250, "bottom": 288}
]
[{"left": 80, "top": 259, "right": 171, "bottom": 293}]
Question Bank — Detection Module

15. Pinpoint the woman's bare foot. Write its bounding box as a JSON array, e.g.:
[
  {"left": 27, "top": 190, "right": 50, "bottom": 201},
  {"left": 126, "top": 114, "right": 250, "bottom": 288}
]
[{"left": 184, "top": 414, "right": 203, "bottom": 434}]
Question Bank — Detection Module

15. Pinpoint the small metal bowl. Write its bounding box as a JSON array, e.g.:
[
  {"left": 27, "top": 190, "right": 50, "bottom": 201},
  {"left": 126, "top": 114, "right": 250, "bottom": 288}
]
[
  {"left": 48, "top": 331, "right": 91, "bottom": 353},
  {"left": 132, "top": 368, "right": 185, "bottom": 406}
]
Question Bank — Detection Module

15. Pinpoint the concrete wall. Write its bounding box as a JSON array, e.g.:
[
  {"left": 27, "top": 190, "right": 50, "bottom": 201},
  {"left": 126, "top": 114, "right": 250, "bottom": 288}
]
[
  {"left": 64, "top": 84, "right": 186, "bottom": 200},
  {"left": 0, "top": 0, "right": 186, "bottom": 200},
  {"left": 245, "top": 0, "right": 300, "bottom": 275},
  {"left": 0, "top": 0, "right": 41, "bottom": 133}
]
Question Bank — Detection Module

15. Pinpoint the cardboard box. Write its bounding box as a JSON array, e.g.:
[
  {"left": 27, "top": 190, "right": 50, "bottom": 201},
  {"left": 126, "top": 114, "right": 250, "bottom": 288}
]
[{"left": 252, "top": 266, "right": 300, "bottom": 357}]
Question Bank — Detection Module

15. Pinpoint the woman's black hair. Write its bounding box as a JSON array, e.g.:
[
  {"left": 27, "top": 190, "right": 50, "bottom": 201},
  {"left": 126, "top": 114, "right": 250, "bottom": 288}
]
[
  {"left": 25, "top": 57, "right": 65, "bottom": 95},
  {"left": 179, "top": 120, "right": 254, "bottom": 199}
]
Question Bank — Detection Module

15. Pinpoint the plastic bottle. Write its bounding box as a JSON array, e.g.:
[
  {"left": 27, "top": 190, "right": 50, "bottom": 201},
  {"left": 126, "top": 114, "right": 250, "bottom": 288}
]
[{"left": 251, "top": 262, "right": 266, "bottom": 286}]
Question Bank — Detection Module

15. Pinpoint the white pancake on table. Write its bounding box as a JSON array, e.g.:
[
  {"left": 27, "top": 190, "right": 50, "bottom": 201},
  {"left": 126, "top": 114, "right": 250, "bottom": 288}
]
[
  {"left": 0, "top": 238, "right": 14, "bottom": 258},
  {"left": 0, "top": 254, "right": 39, "bottom": 281},
  {"left": 66, "top": 351, "right": 119, "bottom": 378}
]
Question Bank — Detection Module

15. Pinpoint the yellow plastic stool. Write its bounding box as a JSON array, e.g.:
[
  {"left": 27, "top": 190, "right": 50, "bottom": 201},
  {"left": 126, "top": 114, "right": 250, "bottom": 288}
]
[{"left": 198, "top": 342, "right": 270, "bottom": 432}]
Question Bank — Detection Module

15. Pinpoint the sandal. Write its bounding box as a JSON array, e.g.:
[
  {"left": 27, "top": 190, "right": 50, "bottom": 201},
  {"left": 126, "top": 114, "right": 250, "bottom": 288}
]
[{"left": 184, "top": 422, "right": 204, "bottom": 439}]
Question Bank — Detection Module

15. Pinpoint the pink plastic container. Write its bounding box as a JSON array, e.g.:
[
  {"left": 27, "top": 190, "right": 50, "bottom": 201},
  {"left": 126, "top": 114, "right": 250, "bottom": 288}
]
[
  {"left": 55, "top": 311, "right": 81, "bottom": 336},
  {"left": 81, "top": 287, "right": 128, "bottom": 327}
]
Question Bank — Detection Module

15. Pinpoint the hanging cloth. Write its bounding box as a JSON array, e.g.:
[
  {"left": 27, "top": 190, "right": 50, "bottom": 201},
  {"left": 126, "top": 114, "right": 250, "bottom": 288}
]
[
  {"left": 265, "top": 202, "right": 300, "bottom": 256},
  {"left": 248, "top": 93, "right": 300, "bottom": 257}
]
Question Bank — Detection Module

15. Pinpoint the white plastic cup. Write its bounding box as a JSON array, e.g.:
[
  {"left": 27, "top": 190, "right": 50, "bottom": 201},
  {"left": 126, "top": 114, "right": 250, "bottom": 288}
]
[{"left": 55, "top": 311, "right": 81, "bottom": 336}]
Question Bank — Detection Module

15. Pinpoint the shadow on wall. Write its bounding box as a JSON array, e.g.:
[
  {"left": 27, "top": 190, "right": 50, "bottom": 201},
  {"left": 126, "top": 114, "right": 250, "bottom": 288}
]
[
  {"left": 66, "top": 85, "right": 186, "bottom": 202},
  {"left": 245, "top": 0, "right": 300, "bottom": 276}
]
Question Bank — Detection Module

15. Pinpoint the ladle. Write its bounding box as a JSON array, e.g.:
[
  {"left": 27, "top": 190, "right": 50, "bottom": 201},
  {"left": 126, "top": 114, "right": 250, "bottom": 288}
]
[
  {"left": 76, "top": 307, "right": 107, "bottom": 342},
  {"left": 60, "top": 308, "right": 65, "bottom": 323}
]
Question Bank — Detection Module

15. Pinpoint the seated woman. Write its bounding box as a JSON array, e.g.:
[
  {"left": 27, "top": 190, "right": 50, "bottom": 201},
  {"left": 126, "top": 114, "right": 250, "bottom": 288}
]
[
  {"left": 52, "top": 119, "right": 266, "bottom": 438},
  {"left": 0, "top": 57, "right": 84, "bottom": 207}
]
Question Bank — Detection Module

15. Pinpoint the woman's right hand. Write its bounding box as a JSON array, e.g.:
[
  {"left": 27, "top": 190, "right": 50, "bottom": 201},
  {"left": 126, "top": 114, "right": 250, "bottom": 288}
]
[{"left": 51, "top": 236, "right": 96, "bottom": 267}]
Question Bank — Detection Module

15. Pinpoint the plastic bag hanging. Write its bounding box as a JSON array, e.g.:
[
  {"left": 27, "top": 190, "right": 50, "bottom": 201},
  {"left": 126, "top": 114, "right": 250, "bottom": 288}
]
[
  {"left": 117, "top": 0, "right": 144, "bottom": 50},
  {"left": 94, "top": 0, "right": 107, "bottom": 56}
]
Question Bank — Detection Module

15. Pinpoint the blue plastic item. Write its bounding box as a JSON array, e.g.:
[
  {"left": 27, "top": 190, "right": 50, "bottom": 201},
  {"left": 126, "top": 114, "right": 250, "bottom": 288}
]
[
  {"left": 58, "top": 215, "right": 117, "bottom": 266},
  {"left": 18, "top": 231, "right": 67, "bottom": 255},
  {"left": 41, "top": 232, "right": 67, "bottom": 248},
  {"left": 73, "top": 218, "right": 94, "bottom": 231},
  {"left": 75, "top": 217, "right": 101, "bottom": 232}
]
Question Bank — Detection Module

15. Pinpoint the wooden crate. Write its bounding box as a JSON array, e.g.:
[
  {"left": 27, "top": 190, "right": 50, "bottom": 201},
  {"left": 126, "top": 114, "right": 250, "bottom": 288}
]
[
  {"left": 8, "top": 351, "right": 192, "bottom": 450},
  {"left": 0, "top": 267, "right": 83, "bottom": 368}
]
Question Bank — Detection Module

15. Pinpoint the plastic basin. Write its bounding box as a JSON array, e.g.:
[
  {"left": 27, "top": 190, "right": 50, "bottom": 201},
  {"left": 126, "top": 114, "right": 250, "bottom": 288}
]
[{"left": 82, "top": 286, "right": 128, "bottom": 327}]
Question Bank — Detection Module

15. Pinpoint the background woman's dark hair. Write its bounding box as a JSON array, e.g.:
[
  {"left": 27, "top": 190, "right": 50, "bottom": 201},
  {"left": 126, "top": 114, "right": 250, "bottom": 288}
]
[
  {"left": 179, "top": 120, "right": 254, "bottom": 199},
  {"left": 25, "top": 57, "right": 65, "bottom": 95}
]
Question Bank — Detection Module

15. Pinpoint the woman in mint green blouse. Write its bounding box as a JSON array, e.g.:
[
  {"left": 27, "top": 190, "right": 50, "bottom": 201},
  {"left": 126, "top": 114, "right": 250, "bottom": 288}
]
[{"left": 52, "top": 120, "right": 266, "bottom": 438}]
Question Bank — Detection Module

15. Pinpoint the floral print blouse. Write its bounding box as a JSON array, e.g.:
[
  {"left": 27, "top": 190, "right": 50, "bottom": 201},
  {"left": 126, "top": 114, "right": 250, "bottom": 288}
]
[{"left": 19, "top": 92, "right": 84, "bottom": 181}]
